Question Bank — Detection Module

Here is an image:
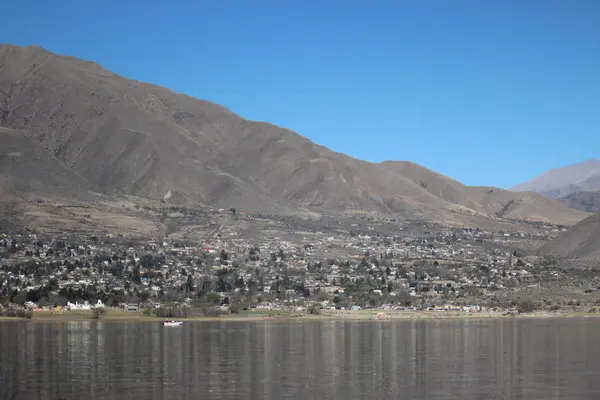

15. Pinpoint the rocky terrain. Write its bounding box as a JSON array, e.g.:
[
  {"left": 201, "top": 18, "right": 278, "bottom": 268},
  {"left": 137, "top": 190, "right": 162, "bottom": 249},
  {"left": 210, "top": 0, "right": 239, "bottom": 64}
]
[{"left": 0, "top": 44, "right": 588, "bottom": 230}]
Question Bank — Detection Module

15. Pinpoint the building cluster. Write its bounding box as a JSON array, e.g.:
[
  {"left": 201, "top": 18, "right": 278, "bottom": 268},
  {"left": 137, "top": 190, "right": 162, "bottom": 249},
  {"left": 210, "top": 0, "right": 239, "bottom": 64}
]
[{"left": 0, "top": 222, "right": 573, "bottom": 312}]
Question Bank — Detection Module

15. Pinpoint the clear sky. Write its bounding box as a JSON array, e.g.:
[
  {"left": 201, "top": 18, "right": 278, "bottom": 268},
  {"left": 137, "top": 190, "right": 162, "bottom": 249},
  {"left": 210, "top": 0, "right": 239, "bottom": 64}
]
[{"left": 2, "top": 0, "right": 599, "bottom": 188}]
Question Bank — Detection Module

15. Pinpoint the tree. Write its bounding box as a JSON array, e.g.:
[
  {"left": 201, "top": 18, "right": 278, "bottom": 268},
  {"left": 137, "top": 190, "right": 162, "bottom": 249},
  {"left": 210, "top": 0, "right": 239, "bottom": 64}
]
[
  {"left": 277, "top": 249, "right": 286, "bottom": 260},
  {"left": 387, "top": 282, "right": 394, "bottom": 293},
  {"left": 186, "top": 275, "right": 195, "bottom": 293},
  {"left": 132, "top": 267, "right": 142, "bottom": 284},
  {"left": 91, "top": 307, "right": 106, "bottom": 320},
  {"left": 315, "top": 291, "right": 330, "bottom": 302},
  {"left": 140, "top": 254, "right": 156, "bottom": 269},
  {"left": 308, "top": 303, "right": 321, "bottom": 315},
  {"left": 247, "top": 278, "right": 258, "bottom": 294},
  {"left": 12, "top": 291, "right": 27, "bottom": 306},
  {"left": 205, "top": 292, "right": 220, "bottom": 305},
  {"left": 220, "top": 249, "right": 229, "bottom": 261},
  {"left": 518, "top": 299, "right": 536, "bottom": 313},
  {"left": 234, "top": 276, "right": 245, "bottom": 289}
]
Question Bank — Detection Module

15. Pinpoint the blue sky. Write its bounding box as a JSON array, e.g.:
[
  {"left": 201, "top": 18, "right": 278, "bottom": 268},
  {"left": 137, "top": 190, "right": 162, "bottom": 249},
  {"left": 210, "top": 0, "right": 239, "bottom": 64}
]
[{"left": 2, "top": 0, "right": 599, "bottom": 188}]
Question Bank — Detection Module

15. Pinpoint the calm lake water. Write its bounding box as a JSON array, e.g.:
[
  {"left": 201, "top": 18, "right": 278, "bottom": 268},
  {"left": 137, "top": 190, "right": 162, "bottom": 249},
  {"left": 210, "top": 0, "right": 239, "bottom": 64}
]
[{"left": 1, "top": 318, "right": 600, "bottom": 399}]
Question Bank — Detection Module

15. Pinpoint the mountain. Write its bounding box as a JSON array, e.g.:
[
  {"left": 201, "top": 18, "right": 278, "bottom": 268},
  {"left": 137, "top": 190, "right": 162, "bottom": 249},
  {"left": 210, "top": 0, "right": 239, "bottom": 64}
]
[
  {"left": 558, "top": 191, "right": 600, "bottom": 213},
  {"left": 511, "top": 159, "right": 600, "bottom": 198},
  {"left": 0, "top": 127, "right": 101, "bottom": 202},
  {"left": 0, "top": 44, "right": 590, "bottom": 226},
  {"left": 379, "top": 161, "right": 588, "bottom": 223},
  {"left": 543, "top": 213, "right": 600, "bottom": 260}
]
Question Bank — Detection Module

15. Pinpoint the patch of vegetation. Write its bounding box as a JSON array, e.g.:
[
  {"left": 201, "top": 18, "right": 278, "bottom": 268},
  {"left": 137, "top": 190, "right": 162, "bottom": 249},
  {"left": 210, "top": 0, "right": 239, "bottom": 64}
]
[
  {"left": 153, "top": 305, "right": 192, "bottom": 318},
  {"left": 152, "top": 301, "right": 224, "bottom": 318},
  {"left": 517, "top": 300, "right": 536, "bottom": 313},
  {"left": 0, "top": 308, "right": 33, "bottom": 319},
  {"left": 90, "top": 307, "right": 106, "bottom": 319},
  {"left": 308, "top": 303, "right": 321, "bottom": 315}
]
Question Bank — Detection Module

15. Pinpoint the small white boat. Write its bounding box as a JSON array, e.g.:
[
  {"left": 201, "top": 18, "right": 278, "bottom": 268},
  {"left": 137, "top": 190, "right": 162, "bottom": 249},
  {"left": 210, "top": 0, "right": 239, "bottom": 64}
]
[{"left": 163, "top": 320, "right": 183, "bottom": 327}]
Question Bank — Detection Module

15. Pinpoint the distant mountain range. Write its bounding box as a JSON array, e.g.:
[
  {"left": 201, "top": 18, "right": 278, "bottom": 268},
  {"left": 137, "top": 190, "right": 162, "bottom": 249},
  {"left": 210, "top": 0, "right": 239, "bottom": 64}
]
[
  {"left": 557, "top": 191, "right": 600, "bottom": 214},
  {"left": 0, "top": 44, "right": 589, "bottom": 227},
  {"left": 511, "top": 159, "right": 600, "bottom": 213},
  {"left": 512, "top": 159, "right": 600, "bottom": 260},
  {"left": 511, "top": 159, "right": 600, "bottom": 197}
]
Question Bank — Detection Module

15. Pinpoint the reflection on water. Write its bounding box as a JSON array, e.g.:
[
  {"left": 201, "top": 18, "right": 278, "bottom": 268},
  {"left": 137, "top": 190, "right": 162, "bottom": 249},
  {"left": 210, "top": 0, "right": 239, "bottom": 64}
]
[{"left": 2, "top": 318, "right": 600, "bottom": 399}]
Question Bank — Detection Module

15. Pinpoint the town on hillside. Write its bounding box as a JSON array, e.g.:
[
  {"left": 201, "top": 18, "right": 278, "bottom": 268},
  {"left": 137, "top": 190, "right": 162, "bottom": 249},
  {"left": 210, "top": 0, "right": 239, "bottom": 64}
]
[{"left": 1, "top": 208, "right": 596, "bottom": 318}]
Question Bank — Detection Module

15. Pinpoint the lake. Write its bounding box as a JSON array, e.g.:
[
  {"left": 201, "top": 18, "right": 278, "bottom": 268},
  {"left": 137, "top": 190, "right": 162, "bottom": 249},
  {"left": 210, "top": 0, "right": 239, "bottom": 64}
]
[{"left": 1, "top": 318, "right": 600, "bottom": 399}]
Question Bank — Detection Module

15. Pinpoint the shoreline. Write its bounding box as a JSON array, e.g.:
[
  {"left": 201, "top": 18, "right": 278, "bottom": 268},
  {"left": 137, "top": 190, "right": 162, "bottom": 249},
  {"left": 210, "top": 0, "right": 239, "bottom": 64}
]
[{"left": 2, "top": 308, "right": 599, "bottom": 322}]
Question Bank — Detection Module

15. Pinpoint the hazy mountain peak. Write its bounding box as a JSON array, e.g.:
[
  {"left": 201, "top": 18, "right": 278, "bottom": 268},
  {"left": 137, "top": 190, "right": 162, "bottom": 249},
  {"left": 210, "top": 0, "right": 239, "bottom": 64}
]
[{"left": 511, "top": 159, "right": 600, "bottom": 197}]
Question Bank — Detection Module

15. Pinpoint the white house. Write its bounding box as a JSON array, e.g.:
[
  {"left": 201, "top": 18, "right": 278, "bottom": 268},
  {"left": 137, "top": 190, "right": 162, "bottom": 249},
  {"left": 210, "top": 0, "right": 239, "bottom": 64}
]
[{"left": 67, "top": 300, "right": 104, "bottom": 311}]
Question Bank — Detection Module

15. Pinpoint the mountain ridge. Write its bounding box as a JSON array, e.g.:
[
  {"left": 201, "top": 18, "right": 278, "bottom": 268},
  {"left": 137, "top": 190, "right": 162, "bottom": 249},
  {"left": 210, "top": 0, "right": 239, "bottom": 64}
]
[
  {"left": 0, "top": 43, "right": 589, "bottom": 226},
  {"left": 558, "top": 191, "right": 600, "bottom": 213},
  {"left": 511, "top": 158, "right": 600, "bottom": 198}
]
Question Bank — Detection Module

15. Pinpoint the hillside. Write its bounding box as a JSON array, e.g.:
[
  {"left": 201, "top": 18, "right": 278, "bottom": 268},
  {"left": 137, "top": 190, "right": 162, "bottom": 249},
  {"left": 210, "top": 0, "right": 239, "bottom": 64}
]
[
  {"left": 0, "top": 44, "right": 589, "bottom": 226},
  {"left": 543, "top": 213, "right": 600, "bottom": 260},
  {"left": 511, "top": 159, "right": 600, "bottom": 198},
  {"left": 380, "top": 161, "right": 589, "bottom": 224},
  {"left": 576, "top": 174, "right": 600, "bottom": 194},
  {"left": 0, "top": 127, "right": 100, "bottom": 201},
  {"left": 558, "top": 191, "right": 600, "bottom": 213}
]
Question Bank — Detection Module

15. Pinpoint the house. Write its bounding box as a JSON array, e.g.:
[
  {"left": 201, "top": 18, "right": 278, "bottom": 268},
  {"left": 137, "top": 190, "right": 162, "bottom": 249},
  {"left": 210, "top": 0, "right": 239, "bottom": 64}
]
[{"left": 67, "top": 301, "right": 91, "bottom": 310}]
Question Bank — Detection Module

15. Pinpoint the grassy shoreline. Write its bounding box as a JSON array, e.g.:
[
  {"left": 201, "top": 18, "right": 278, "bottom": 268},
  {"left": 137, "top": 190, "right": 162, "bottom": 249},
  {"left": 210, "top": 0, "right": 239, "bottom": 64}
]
[{"left": 1, "top": 308, "right": 600, "bottom": 322}]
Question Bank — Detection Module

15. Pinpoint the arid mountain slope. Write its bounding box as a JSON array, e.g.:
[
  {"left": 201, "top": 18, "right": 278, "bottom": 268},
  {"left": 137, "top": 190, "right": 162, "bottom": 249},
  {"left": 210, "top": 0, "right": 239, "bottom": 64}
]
[
  {"left": 543, "top": 213, "right": 600, "bottom": 260},
  {"left": 0, "top": 44, "right": 452, "bottom": 216},
  {"left": 380, "top": 161, "right": 589, "bottom": 224},
  {"left": 576, "top": 174, "right": 600, "bottom": 194},
  {"left": 0, "top": 44, "right": 589, "bottom": 225},
  {"left": 380, "top": 161, "right": 481, "bottom": 211},
  {"left": 511, "top": 159, "right": 600, "bottom": 198},
  {"left": 558, "top": 191, "right": 600, "bottom": 213},
  {"left": 0, "top": 127, "right": 99, "bottom": 201}
]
